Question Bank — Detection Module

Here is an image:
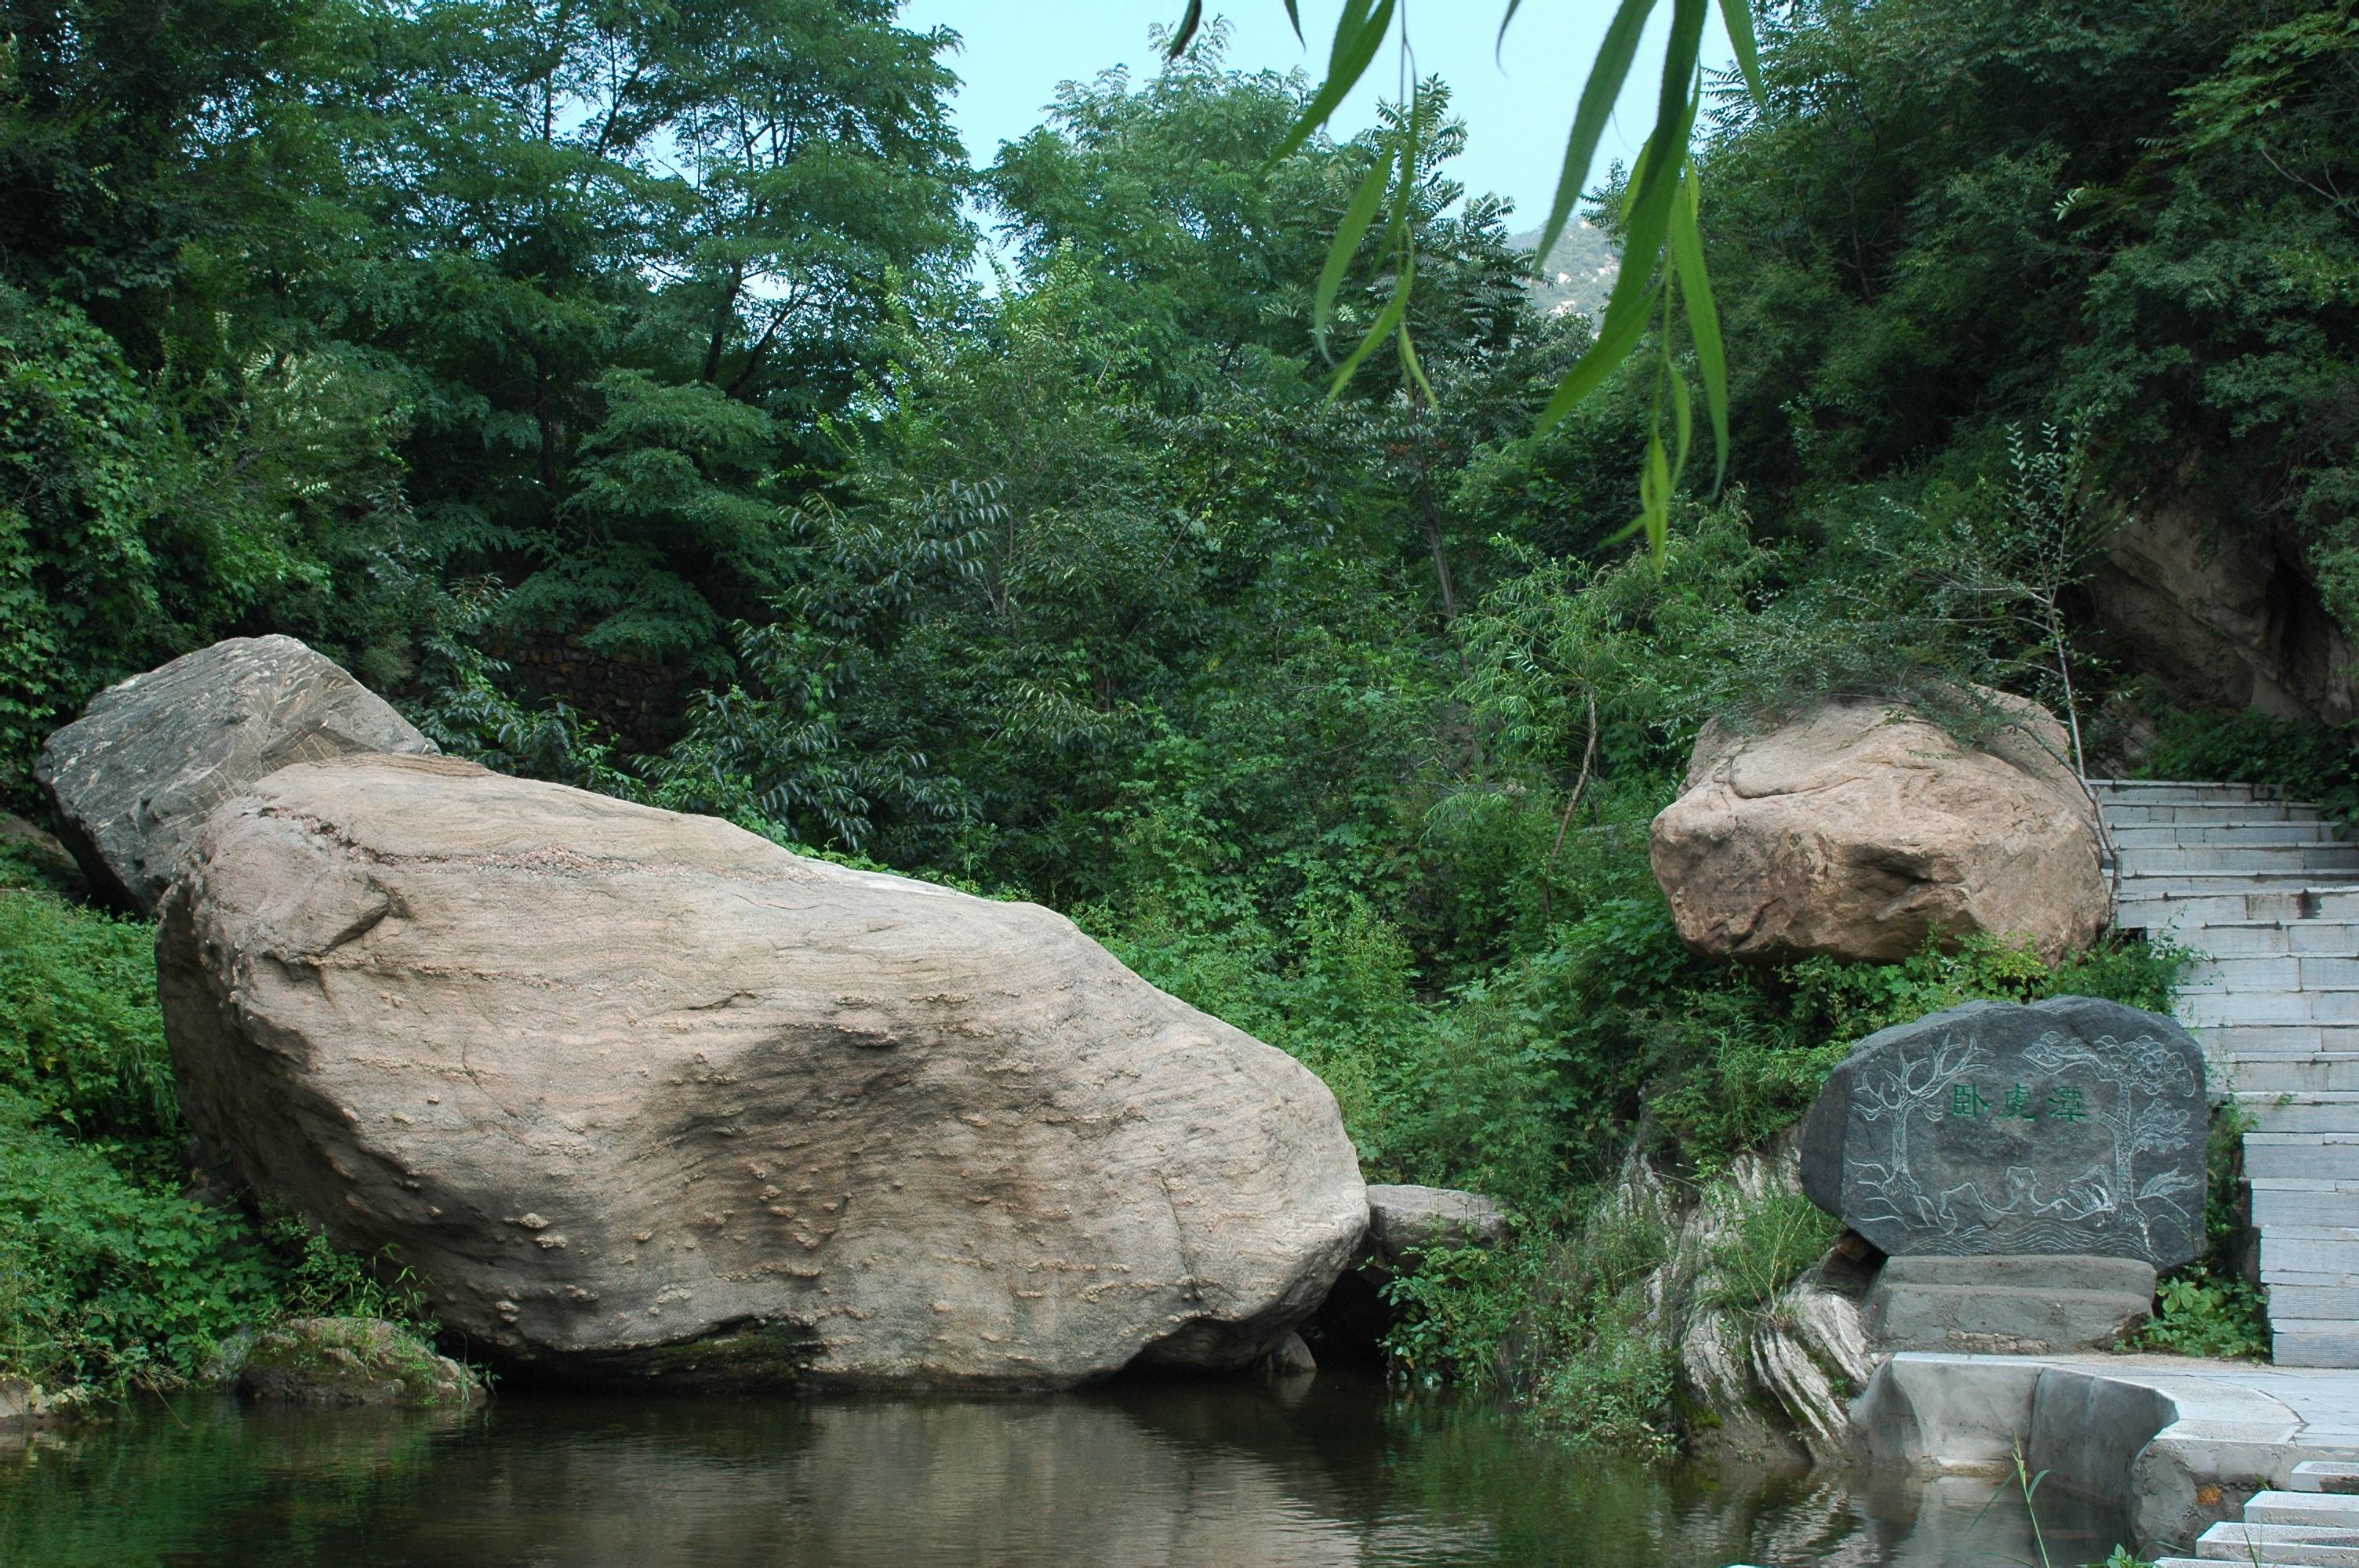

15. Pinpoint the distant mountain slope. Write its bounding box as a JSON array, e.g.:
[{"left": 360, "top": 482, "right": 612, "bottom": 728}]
[{"left": 1512, "top": 220, "right": 1619, "bottom": 325}]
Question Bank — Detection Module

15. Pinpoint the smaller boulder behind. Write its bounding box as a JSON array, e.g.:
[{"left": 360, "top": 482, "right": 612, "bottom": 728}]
[
  {"left": 1307, "top": 1185, "right": 1507, "bottom": 1367},
  {"left": 37, "top": 635, "right": 435, "bottom": 913},
  {"left": 1649, "top": 695, "right": 2105, "bottom": 964}
]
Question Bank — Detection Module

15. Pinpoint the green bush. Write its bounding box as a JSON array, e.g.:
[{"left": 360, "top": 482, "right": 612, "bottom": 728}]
[
  {"left": 1707, "top": 1191, "right": 1841, "bottom": 1320},
  {"left": 2137, "top": 1272, "right": 2271, "bottom": 1360},
  {"left": 0, "top": 887, "right": 178, "bottom": 1164},
  {"left": 2143, "top": 709, "right": 2358, "bottom": 825},
  {"left": 0, "top": 880, "right": 448, "bottom": 1401},
  {"left": 0, "top": 1090, "right": 275, "bottom": 1396}
]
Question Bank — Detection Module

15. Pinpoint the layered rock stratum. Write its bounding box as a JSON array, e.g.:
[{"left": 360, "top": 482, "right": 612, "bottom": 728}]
[{"left": 159, "top": 753, "right": 1367, "bottom": 1388}]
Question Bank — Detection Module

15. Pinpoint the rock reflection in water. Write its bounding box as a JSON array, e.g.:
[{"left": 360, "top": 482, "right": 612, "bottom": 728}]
[{"left": 0, "top": 1373, "right": 2129, "bottom": 1566}]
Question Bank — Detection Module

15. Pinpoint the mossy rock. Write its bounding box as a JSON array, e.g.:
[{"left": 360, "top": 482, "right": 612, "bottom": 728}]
[{"left": 235, "top": 1318, "right": 483, "bottom": 1409}]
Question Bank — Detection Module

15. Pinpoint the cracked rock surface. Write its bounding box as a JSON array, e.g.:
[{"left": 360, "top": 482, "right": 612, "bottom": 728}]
[
  {"left": 37, "top": 634, "right": 435, "bottom": 913},
  {"left": 1649, "top": 694, "right": 2105, "bottom": 964},
  {"left": 158, "top": 753, "right": 1366, "bottom": 1388}
]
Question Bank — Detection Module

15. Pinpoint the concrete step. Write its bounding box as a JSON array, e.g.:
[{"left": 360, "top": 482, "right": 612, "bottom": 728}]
[
  {"left": 2179, "top": 995, "right": 2359, "bottom": 1033},
  {"left": 2106, "top": 800, "right": 2325, "bottom": 825},
  {"left": 2250, "top": 1493, "right": 2359, "bottom": 1528},
  {"left": 2094, "top": 778, "right": 2294, "bottom": 803},
  {"left": 2123, "top": 863, "right": 2359, "bottom": 884},
  {"left": 2259, "top": 1226, "right": 2359, "bottom": 1286},
  {"left": 2196, "top": 1519, "right": 2359, "bottom": 1562},
  {"left": 2187, "top": 923, "right": 2359, "bottom": 958},
  {"left": 2292, "top": 1461, "right": 2359, "bottom": 1494},
  {"left": 2186, "top": 956, "right": 2359, "bottom": 989},
  {"left": 2114, "top": 822, "right": 2346, "bottom": 848},
  {"left": 2199, "top": 1025, "right": 2359, "bottom": 1058},
  {"left": 2252, "top": 1179, "right": 2359, "bottom": 1227},
  {"left": 2121, "top": 846, "right": 2359, "bottom": 874},
  {"left": 2267, "top": 1284, "right": 2359, "bottom": 1319},
  {"left": 2274, "top": 1330, "right": 2359, "bottom": 1367},
  {"left": 2186, "top": 991, "right": 2359, "bottom": 1025},
  {"left": 2239, "top": 1093, "right": 2359, "bottom": 1134},
  {"left": 2120, "top": 887, "right": 2359, "bottom": 930},
  {"left": 2246, "top": 1134, "right": 2359, "bottom": 1179},
  {"left": 2235, "top": 1058, "right": 2359, "bottom": 1095},
  {"left": 2275, "top": 1320, "right": 2359, "bottom": 1367}
]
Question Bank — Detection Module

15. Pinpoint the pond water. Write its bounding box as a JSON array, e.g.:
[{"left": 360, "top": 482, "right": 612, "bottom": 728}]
[{"left": 0, "top": 1371, "right": 2132, "bottom": 1567}]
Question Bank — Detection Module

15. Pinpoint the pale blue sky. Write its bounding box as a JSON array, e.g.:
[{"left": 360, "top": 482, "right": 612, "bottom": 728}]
[{"left": 896, "top": 2, "right": 1740, "bottom": 230}]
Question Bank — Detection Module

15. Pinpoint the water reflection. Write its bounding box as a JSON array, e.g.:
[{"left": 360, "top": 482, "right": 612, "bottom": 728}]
[{"left": 0, "top": 1373, "right": 2129, "bottom": 1566}]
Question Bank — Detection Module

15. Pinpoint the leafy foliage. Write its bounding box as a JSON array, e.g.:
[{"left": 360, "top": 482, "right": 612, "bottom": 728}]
[
  {"left": 2, "top": 0, "right": 2344, "bottom": 1438},
  {"left": 0, "top": 873, "right": 440, "bottom": 1398}
]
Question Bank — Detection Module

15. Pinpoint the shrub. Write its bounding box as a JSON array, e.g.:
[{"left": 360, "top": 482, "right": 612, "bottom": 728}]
[
  {"left": 2137, "top": 1272, "right": 2270, "bottom": 1360},
  {"left": 0, "top": 1090, "right": 275, "bottom": 1396},
  {"left": 1707, "top": 1190, "right": 1841, "bottom": 1319},
  {"left": 0, "top": 887, "right": 179, "bottom": 1165}
]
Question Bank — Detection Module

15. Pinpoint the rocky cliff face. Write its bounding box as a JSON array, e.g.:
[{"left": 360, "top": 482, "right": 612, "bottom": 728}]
[
  {"left": 2092, "top": 492, "right": 2358, "bottom": 725},
  {"left": 160, "top": 752, "right": 1369, "bottom": 1388},
  {"left": 1612, "top": 1134, "right": 1878, "bottom": 1467}
]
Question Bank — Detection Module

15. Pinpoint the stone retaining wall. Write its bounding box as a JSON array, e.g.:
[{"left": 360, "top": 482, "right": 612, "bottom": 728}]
[{"left": 482, "top": 630, "right": 691, "bottom": 753}]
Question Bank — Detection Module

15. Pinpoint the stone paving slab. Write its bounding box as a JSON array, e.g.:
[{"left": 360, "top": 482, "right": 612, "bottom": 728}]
[{"left": 1856, "top": 1353, "right": 2359, "bottom": 1550}]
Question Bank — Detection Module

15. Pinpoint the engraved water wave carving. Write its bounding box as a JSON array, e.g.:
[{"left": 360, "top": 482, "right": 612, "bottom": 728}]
[{"left": 1844, "top": 1027, "right": 2201, "bottom": 1258}]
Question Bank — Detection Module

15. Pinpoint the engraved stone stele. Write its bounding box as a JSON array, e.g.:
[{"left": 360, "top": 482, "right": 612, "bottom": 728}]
[
  {"left": 1799, "top": 997, "right": 2207, "bottom": 1269},
  {"left": 159, "top": 753, "right": 1368, "bottom": 1388},
  {"left": 37, "top": 634, "right": 436, "bottom": 913}
]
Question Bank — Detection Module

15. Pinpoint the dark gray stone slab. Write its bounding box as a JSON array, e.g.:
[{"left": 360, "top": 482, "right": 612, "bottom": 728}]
[
  {"left": 1801, "top": 996, "right": 2207, "bottom": 1268},
  {"left": 35, "top": 635, "right": 434, "bottom": 913},
  {"left": 1865, "top": 1254, "right": 2156, "bottom": 1353}
]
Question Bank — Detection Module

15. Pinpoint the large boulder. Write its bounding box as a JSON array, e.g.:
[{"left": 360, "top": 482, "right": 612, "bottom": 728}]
[
  {"left": 37, "top": 635, "right": 435, "bottom": 913},
  {"left": 1649, "top": 695, "right": 2106, "bottom": 964},
  {"left": 158, "top": 753, "right": 1367, "bottom": 1389}
]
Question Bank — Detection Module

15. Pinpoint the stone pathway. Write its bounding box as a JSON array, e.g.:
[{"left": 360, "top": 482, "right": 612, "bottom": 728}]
[
  {"left": 2095, "top": 779, "right": 2359, "bottom": 1369},
  {"left": 2157, "top": 1461, "right": 2359, "bottom": 1567},
  {"left": 1855, "top": 1352, "right": 2359, "bottom": 1556}
]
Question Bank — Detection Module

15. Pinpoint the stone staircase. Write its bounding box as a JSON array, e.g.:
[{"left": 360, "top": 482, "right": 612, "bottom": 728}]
[
  {"left": 2095, "top": 779, "right": 2359, "bottom": 1370},
  {"left": 2154, "top": 1460, "right": 2359, "bottom": 1566}
]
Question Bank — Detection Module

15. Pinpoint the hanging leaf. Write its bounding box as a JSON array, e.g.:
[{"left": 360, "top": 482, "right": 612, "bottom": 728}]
[
  {"left": 1315, "top": 145, "right": 1398, "bottom": 358},
  {"left": 1534, "top": 0, "right": 1654, "bottom": 261},
  {"left": 1165, "top": 0, "right": 1205, "bottom": 59},
  {"left": 1718, "top": 0, "right": 1767, "bottom": 103},
  {"left": 1667, "top": 162, "right": 1730, "bottom": 489},
  {"left": 1328, "top": 278, "right": 1412, "bottom": 398},
  {"left": 1267, "top": 0, "right": 1396, "bottom": 169},
  {"left": 1260, "top": 0, "right": 1770, "bottom": 556}
]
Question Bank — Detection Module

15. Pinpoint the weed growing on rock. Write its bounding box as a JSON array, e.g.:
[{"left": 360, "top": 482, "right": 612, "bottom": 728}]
[
  {"left": 0, "top": 861, "right": 458, "bottom": 1403},
  {"left": 1707, "top": 1192, "right": 1841, "bottom": 1320},
  {"left": 2138, "top": 1272, "right": 2271, "bottom": 1360}
]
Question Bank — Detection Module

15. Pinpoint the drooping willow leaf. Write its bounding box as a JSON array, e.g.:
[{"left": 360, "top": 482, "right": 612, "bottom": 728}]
[
  {"left": 1535, "top": 0, "right": 1653, "bottom": 263},
  {"left": 1189, "top": 0, "right": 1768, "bottom": 557},
  {"left": 1265, "top": 0, "right": 1397, "bottom": 169},
  {"left": 1165, "top": 0, "right": 1205, "bottom": 58},
  {"left": 1667, "top": 162, "right": 1730, "bottom": 490},
  {"left": 1314, "top": 144, "right": 1398, "bottom": 357}
]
